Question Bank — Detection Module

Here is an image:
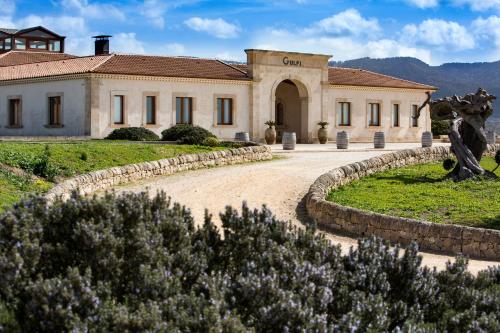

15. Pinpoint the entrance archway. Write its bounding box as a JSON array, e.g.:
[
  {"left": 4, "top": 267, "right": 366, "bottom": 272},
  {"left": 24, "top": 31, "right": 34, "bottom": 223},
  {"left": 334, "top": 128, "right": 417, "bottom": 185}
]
[{"left": 274, "top": 79, "right": 309, "bottom": 143}]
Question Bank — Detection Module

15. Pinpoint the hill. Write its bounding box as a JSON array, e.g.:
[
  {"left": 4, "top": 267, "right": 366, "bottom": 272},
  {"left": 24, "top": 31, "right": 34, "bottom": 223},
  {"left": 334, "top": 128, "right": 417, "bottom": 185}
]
[{"left": 330, "top": 57, "right": 500, "bottom": 120}]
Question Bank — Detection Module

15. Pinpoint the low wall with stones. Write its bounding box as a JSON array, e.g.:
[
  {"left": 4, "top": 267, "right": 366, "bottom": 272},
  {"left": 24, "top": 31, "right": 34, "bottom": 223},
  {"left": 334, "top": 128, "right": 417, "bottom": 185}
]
[
  {"left": 306, "top": 144, "right": 500, "bottom": 260},
  {"left": 46, "top": 145, "right": 272, "bottom": 202}
]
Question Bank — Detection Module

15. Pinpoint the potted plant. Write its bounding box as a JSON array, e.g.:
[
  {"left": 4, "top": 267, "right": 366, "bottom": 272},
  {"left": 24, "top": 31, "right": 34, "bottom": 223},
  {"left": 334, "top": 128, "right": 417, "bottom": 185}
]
[
  {"left": 317, "top": 121, "right": 329, "bottom": 144},
  {"left": 264, "top": 121, "right": 277, "bottom": 145}
]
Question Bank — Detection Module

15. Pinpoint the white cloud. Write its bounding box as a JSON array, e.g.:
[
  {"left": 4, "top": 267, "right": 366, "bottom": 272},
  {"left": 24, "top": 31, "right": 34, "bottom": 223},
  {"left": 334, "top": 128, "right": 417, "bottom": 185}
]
[
  {"left": 452, "top": 0, "right": 500, "bottom": 11},
  {"left": 400, "top": 19, "right": 475, "bottom": 51},
  {"left": 305, "top": 9, "right": 381, "bottom": 37},
  {"left": 405, "top": 0, "right": 439, "bottom": 9},
  {"left": 184, "top": 17, "right": 240, "bottom": 39},
  {"left": 165, "top": 43, "right": 186, "bottom": 54},
  {"left": 472, "top": 15, "right": 500, "bottom": 46},
  {"left": 0, "top": 0, "right": 15, "bottom": 16},
  {"left": 59, "top": 0, "right": 125, "bottom": 20},
  {"left": 113, "top": 32, "right": 145, "bottom": 54},
  {"left": 140, "top": 0, "right": 168, "bottom": 28}
]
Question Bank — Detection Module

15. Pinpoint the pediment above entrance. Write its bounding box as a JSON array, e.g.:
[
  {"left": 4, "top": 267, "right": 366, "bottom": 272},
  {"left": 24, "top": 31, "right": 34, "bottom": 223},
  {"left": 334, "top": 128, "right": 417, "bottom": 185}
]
[{"left": 245, "top": 49, "right": 332, "bottom": 73}]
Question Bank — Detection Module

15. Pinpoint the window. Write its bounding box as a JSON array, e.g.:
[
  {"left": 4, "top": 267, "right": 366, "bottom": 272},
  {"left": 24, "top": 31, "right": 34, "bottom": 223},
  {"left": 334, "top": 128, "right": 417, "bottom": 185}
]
[
  {"left": 29, "top": 40, "right": 47, "bottom": 49},
  {"left": 146, "top": 96, "right": 157, "bottom": 125},
  {"left": 4, "top": 38, "right": 11, "bottom": 50},
  {"left": 113, "top": 95, "right": 124, "bottom": 125},
  {"left": 48, "top": 40, "right": 61, "bottom": 52},
  {"left": 411, "top": 105, "right": 419, "bottom": 127},
  {"left": 48, "top": 96, "right": 62, "bottom": 126},
  {"left": 217, "top": 98, "right": 233, "bottom": 125},
  {"left": 338, "top": 102, "right": 351, "bottom": 126},
  {"left": 368, "top": 103, "right": 380, "bottom": 126},
  {"left": 8, "top": 98, "right": 21, "bottom": 127},
  {"left": 276, "top": 102, "right": 284, "bottom": 126},
  {"left": 176, "top": 97, "right": 192, "bottom": 125},
  {"left": 14, "top": 38, "right": 26, "bottom": 50},
  {"left": 392, "top": 104, "right": 400, "bottom": 127}
]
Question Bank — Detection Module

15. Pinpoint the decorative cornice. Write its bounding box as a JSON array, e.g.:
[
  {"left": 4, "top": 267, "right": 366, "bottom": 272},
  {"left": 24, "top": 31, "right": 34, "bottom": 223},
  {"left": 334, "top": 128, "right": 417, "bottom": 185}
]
[{"left": 329, "top": 84, "right": 437, "bottom": 93}]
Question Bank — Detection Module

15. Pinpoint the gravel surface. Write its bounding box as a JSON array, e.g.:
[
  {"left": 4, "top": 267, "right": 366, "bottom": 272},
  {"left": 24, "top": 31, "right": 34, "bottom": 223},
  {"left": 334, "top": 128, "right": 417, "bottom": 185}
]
[{"left": 114, "top": 143, "right": 499, "bottom": 274}]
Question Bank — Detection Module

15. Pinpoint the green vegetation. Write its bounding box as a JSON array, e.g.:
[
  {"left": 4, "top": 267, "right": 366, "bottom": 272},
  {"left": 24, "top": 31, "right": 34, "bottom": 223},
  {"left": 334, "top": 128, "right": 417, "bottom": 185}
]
[
  {"left": 431, "top": 119, "right": 451, "bottom": 136},
  {"left": 0, "top": 192, "right": 498, "bottom": 332},
  {"left": 162, "top": 124, "right": 216, "bottom": 145},
  {"left": 0, "top": 141, "right": 223, "bottom": 211},
  {"left": 328, "top": 157, "right": 500, "bottom": 229},
  {"left": 105, "top": 127, "right": 160, "bottom": 141}
]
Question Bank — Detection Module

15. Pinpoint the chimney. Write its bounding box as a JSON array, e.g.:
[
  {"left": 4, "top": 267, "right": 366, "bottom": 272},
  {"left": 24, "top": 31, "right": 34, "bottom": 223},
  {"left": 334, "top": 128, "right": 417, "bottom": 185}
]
[{"left": 92, "top": 35, "right": 112, "bottom": 55}]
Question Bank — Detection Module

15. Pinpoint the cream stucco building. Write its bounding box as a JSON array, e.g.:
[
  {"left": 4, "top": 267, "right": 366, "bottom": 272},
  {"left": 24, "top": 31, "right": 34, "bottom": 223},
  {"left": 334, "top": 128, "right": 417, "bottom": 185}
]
[{"left": 0, "top": 27, "right": 436, "bottom": 142}]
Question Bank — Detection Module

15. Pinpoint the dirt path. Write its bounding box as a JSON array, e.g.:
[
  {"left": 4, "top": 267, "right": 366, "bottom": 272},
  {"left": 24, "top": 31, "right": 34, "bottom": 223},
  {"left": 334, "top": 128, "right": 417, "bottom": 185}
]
[{"left": 114, "top": 143, "right": 499, "bottom": 274}]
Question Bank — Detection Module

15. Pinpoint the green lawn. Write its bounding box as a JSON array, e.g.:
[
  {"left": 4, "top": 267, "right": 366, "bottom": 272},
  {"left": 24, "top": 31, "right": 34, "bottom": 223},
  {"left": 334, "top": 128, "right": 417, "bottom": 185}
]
[
  {"left": 328, "top": 157, "right": 500, "bottom": 230},
  {"left": 0, "top": 141, "right": 224, "bottom": 211}
]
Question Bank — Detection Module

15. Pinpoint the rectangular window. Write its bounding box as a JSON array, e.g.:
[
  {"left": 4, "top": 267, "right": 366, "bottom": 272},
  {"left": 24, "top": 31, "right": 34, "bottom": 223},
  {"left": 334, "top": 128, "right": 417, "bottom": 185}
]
[
  {"left": 411, "top": 105, "right": 419, "bottom": 127},
  {"left": 368, "top": 103, "right": 380, "bottom": 126},
  {"left": 175, "top": 97, "right": 193, "bottom": 125},
  {"left": 113, "top": 95, "right": 124, "bottom": 125},
  {"left": 14, "top": 38, "right": 26, "bottom": 50},
  {"left": 4, "top": 38, "right": 11, "bottom": 50},
  {"left": 392, "top": 104, "right": 400, "bottom": 127},
  {"left": 48, "top": 40, "right": 61, "bottom": 52},
  {"left": 146, "top": 96, "right": 156, "bottom": 125},
  {"left": 217, "top": 98, "right": 233, "bottom": 125},
  {"left": 338, "top": 102, "right": 351, "bottom": 126},
  {"left": 48, "top": 96, "right": 62, "bottom": 126},
  {"left": 8, "top": 98, "right": 21, "bottom": 127},
  {"left": 29, "top": 40, "right": 47, "bottom": 50}
]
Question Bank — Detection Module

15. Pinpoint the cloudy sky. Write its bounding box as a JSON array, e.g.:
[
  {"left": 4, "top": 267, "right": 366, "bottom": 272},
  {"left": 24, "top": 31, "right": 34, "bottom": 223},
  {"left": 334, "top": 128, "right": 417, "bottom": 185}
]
[{"left": 1, "top": 0, "right": 499, "bottom": 65}]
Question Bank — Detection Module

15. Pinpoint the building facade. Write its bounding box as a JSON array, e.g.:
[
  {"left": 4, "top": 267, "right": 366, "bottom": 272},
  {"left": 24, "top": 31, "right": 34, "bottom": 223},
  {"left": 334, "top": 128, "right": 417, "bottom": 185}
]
[{"left": 0, "top": 28, "right": 436, "bottom": 142}]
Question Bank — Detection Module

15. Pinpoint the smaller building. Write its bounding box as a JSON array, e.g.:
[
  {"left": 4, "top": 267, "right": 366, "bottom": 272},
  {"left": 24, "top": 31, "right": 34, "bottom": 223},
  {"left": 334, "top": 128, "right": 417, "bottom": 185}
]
[{"left": 0, "top": 26, "right": 65, "bottom": 54}]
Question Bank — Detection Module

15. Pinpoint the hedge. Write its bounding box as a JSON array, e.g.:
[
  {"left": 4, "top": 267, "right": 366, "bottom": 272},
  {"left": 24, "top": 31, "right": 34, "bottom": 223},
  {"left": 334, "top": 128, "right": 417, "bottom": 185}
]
[
  {"left": 161, "top": 124, "right": 216, "bottom": 145},
  {"left": 105, "top": 127, "right": 160, "bottom": 141},
  {"left": 0, "top": 192, "right": 498, "bottom": 332}
]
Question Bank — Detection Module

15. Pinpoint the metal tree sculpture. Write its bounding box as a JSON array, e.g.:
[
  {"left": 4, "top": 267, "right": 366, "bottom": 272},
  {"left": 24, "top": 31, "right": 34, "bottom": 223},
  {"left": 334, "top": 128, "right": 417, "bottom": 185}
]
[{"left": 415, "top": 88, "right": 496, "bottom": 181}]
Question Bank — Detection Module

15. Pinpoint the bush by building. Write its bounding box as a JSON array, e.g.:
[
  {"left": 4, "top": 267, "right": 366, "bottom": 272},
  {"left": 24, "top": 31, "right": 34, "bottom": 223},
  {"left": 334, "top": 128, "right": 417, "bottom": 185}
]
[
  {"left": 431, "top": 119, "right": 451, "bottom": 136},
  {"left": 0, "top": 192, "right": 498, "bottom": 332},
  {"left": 161, "top": 124, "right": 216, "bottom": 145},
  {"left": 105, "top": 127, "right": 160, "bottom": 141}
]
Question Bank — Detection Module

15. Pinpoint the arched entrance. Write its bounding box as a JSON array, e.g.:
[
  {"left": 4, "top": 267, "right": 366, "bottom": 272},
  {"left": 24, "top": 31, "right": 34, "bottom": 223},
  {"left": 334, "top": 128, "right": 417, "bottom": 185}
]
[{"left": 274, "top": 79, "right": 309, "bottom": 143}]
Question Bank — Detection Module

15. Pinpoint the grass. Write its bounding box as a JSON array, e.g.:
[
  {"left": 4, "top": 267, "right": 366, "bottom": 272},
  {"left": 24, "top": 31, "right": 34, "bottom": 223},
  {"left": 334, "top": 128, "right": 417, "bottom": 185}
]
[
  {"left": 0, "top": 141, "right": 225, "bottom": 211},
  {"left": 328, "top": 157, "right": 500, "bottom": 230}
]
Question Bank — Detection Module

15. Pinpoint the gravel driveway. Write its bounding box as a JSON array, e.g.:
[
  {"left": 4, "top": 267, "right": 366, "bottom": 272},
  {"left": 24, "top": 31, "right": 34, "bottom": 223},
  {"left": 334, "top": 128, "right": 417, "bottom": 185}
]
[{"left": 114, "top": 143, "right": 499, "bottom": 273}]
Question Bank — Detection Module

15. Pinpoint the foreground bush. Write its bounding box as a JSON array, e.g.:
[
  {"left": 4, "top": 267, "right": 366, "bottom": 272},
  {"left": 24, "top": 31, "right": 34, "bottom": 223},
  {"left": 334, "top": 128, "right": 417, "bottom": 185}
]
[
  {"left": 105, "top": 127, "right": 160, "bottom": 141},
  {"left": 162, "top": 124, "right": 216, "bottom": 145},
  {"left": 0, "top": 192, "right": 499, "bottom": 332}
]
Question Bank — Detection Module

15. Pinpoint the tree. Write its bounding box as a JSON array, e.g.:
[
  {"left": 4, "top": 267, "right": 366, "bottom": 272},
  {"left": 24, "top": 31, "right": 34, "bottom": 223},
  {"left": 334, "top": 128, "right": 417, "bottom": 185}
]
[{"left": 416, "top": 88, "right": 497, "bottom": 181}]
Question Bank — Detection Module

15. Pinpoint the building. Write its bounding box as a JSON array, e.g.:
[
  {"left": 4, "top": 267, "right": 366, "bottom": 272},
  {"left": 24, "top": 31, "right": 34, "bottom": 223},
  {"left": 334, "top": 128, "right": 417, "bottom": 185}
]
[{"left": 0, "top": 26, "right": 436, "bottom": 142}]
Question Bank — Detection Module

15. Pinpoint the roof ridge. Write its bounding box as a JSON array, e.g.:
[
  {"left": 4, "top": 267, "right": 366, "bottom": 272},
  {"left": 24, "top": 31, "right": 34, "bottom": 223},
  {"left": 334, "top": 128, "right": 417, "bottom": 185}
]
[
  {"left": 329, "top": 66, "right": 436, "bottom": 89},
  {"left": 112, "top": 53, "right": 223, "bottom": 62},
  {"left": 90, "top": 54, "right": 116, "bottom": 72},
  {"left": 216, "top": 59, "right": 248, "bottom": 75},
  {"left": 0, "top": 54, "right": 108, "bottom": 69}
]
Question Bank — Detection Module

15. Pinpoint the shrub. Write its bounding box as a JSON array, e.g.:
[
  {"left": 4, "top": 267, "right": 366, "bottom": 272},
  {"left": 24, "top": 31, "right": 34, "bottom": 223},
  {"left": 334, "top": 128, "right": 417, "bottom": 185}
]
[
  {"left": 161, "top": 124, "right": 216, "bottom": 145},
  {"left": 201, "top": 137, "right": 220, "bottom": 147},
  {"left": 0, "top": 192, "right": 499, "bottom": 332},
  {"left": 105, "top": 127, "right": 160, "bottom": 141},
  {"left": 431, "top": 119, "right": 451, "bottom": 136}
]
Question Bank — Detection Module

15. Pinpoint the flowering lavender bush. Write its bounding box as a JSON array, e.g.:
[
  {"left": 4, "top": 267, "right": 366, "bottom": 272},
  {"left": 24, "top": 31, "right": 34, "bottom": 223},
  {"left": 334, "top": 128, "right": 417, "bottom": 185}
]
[{"left": 0, "top": 192, "right": 499, "bottom": 332}]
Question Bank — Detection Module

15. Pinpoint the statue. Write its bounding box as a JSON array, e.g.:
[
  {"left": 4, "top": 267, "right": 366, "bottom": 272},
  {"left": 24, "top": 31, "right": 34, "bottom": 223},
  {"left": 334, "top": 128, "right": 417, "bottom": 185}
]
[{"left": 415, "top": 88, "right": 497, "bottom": 181}]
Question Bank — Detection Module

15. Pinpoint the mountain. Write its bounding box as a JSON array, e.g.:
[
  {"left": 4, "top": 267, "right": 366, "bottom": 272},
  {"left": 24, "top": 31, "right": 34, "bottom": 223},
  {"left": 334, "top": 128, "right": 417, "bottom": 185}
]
[{"left": 330, "top": 57, "right": 500, "bottom": 120}]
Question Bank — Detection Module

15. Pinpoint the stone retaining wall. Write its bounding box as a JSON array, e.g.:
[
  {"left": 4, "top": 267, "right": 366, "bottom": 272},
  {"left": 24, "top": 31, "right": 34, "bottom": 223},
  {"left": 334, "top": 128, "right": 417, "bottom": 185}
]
[
  {"left": 306, "top": 144, "right": 500, "bottom": 260},
  {"left": 46, "top": 145, "right": 272, "bottom": 202}
]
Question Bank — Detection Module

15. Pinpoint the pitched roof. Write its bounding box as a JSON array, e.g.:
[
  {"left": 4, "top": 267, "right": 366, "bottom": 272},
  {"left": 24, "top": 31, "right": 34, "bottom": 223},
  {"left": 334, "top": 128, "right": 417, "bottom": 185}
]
[
  {"left": 328, "top": 67, "right": 436, "bottom": 90},
  {"left": 0, "top": 55, "right": 112, "bottom": 81},
  {"left": 0, "top": 28, "right": 18, "bottom": 34},
  {"left": 0, "top": 51, "right": 76, "bottom": 67}
]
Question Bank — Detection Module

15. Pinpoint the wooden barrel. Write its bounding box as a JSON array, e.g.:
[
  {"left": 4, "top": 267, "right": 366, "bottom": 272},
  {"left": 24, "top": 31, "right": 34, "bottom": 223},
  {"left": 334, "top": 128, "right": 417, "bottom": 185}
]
[
  {"left": 235, "top": 132, "right": 250, "bottom": 142},
  {"left": 282, "top": 132, "right": 296, "bottom": 150},
  {"left": 336, "top": 131, "right": 349, "bottom": 149},
  {"left": 374, "top": 132, "right": 385, "bottom": 149},
  {"left": 421, "top": 131, "right": 433, "bottom": 148},
  {"left": 486, "top": 131, "right": 496, "bottom": 145}
]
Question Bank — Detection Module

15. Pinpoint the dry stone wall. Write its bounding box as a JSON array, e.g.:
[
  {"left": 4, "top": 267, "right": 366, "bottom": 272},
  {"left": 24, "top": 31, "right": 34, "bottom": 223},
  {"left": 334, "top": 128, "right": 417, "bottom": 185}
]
[
  {"left": 306, "top": 144, "right": 500, "bottom": 260},
  {"left": 46, "top": 145, "right": 272, "bottom": 202}
]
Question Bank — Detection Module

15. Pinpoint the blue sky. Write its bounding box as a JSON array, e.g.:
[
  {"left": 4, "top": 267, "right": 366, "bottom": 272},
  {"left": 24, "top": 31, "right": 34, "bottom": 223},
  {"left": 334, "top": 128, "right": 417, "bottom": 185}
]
[{"left": 1, "top": 0, "right": 499, "bottom": 65}]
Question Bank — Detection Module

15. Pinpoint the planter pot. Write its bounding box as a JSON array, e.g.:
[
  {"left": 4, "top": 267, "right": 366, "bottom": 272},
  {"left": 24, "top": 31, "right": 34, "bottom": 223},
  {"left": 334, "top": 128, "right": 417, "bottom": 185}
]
[
  {"left": 374, "top": 132, "right": 385, "bottom": 149},
  {"left": 282, "top": 132, "right": 296, "bottom": 150},
  {"left": 235, "top": 132, "right": 250, "bottom": 142},
  {"left": 421, "top": 131, "right": 433, "bottom": 148},
  {"left": 318, "top": 128, "right": 328, "bottom": 144},
  {"left": 265, "top": 127, "right": 276, "bottom": 145},
  {"left": 336, "top": 131, "right": 349, "bottom": 149}
]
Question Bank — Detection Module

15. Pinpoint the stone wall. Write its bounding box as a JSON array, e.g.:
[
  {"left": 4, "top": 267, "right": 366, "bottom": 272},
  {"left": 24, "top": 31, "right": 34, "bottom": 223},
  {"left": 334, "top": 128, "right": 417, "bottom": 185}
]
[
  {"left": 46, "top": 145, "right": 272, "bottom": 202},
  {"left": 306, "top": 144, "right": 500, "bottom": 260}
]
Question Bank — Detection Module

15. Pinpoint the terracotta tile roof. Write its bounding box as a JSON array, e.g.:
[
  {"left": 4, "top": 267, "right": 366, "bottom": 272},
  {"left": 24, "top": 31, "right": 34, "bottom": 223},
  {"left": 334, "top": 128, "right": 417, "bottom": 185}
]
[
  {"left": 93, "top": 55, "right": 250, "bottom": 81},
  {"left": 0, "top": 51, "right": 76, "bottom": 67},
  {"left": 0, "top": 55, "right": 112, "bottom": 81},
  {"left": 328, "top": 67, "right": 436, "bottom": 90}
]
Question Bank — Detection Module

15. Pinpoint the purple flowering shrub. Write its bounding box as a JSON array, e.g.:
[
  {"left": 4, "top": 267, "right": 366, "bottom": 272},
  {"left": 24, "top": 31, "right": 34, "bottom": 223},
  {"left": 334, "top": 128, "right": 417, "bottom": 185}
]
[{"left": 0, "top": 192, "right": 499, "bottom": 332}]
